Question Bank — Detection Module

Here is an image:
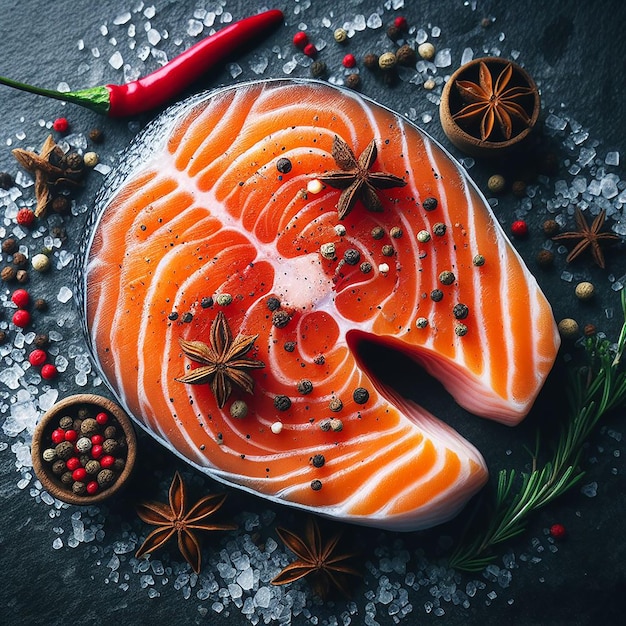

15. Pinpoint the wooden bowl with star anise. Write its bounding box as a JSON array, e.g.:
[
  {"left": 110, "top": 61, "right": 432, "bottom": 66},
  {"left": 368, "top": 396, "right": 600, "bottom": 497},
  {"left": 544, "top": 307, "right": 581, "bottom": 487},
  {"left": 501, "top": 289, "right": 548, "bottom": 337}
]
[
  {"left": 31, "top": 393, "right": 137, "bottom": 505},
  {"left": 439, "top": 56, "right": 540, "bottom": 158}
]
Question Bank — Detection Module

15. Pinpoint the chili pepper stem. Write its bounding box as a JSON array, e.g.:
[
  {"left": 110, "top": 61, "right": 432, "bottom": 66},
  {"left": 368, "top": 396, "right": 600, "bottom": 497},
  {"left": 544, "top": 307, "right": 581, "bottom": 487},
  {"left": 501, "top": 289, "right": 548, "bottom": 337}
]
[{"left": 0, "top": 76, "right": 111, "bottom": 115}]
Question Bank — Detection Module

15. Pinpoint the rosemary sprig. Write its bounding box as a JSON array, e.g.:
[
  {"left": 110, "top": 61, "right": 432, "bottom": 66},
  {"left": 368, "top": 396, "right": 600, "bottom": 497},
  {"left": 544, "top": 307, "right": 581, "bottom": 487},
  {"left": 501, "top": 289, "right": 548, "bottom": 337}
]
[{"left": 449, "top": 290, "right": 626, "bottom": 572}]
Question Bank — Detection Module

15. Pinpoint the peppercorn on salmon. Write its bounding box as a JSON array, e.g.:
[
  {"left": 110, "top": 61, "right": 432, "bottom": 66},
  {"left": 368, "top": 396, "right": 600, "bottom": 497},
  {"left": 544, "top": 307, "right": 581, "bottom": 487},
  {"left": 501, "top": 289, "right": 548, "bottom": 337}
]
[{"left": 80, "top": 79, "right": 560, "bottom": 531}]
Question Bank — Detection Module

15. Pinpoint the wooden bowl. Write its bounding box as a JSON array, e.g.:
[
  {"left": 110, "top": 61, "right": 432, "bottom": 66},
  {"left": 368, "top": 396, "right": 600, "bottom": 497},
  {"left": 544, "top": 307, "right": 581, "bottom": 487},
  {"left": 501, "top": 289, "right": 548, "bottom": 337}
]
[
  {"left": 439, "top": 56, "right": 540, "bottom": 158},
  {"left": 32, "top": 394, "right": 136, "bottom": 505}
]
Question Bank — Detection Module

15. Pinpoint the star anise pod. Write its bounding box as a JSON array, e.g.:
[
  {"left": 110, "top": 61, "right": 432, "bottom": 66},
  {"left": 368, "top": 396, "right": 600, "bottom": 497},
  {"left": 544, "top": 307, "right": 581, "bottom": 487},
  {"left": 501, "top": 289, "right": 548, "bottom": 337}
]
[
  {"left": 271, "top": 517, "right": 361, "bottom": 599},
  {"left": 318, "top": 135, "right": 406, "bottom": 220},
  {"left": 453, "top": 61, "right": 533, "bottom": 142},
  {"left": 12, "top": 135, "right": 83, "bottom": 217},
  {"left": 176, "top": 311, "right": 265, "bottom": 408},
  {"left": 552, "top": 208, "right": 620, "bottom": 269},
  {"left": 135, "top": 471, "right": 236, "bottom": 573}
]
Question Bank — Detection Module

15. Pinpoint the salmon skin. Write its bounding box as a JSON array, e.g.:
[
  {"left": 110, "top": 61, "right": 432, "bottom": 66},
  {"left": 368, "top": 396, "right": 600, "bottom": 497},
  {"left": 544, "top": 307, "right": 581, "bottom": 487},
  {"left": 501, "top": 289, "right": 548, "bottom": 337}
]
[{"left": 79, "top": 79, "right": 560, "bottom": 531}]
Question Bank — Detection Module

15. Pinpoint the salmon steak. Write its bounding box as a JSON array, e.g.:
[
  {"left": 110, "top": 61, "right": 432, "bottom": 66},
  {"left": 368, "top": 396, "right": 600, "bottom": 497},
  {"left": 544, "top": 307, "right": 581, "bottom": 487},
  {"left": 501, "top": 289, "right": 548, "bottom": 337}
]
[{"left": 80, "top": 79, "right": 560, "bottom": 531}]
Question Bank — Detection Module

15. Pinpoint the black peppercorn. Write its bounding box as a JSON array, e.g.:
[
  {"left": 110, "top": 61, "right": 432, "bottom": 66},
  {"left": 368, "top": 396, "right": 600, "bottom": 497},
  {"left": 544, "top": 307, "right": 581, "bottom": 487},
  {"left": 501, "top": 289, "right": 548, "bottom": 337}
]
[
  {"left": 310, "top": 479, "right": 322, "bottom": 491},
  {"left": 168, "top": 311, "right": 179, "bottom": 321},
  {"left": 536, "top": 249, "right": 555, "bottom": 268},
  {"left": 430, "top": 289, "right": 443, "bottom": 302},
  {"left": 12, "top": 252, "right": 27, "bottom": 268},
  {"left": 284, "top": 341, "right": 296, "bottom": 352},
  {"left": 297, "top": 379, "right": 313, "bottom": 395},
  {"left": 542, "top": 219, "right": 560, "bottom": 237},
  {"left": 266, "top": 296, "right": 281, "bottom": 311},
  {"left": 1, "top": 266, "right": 16, "bottom": 282},
  {"left": 311, "top": 454, "right": 325, "bottom": 468},
  {"left": 272, "top": 309, "right": 291, "bottom": 328},
  {"left": 353, "top": 387, "right": 369, "bottom": 404},
  {"left": 343, "top": 248, "right": 361, "bottom": 265},
  {"left": 360, "top": 261, "right": 372, "bottom": 273},
  {"left": 0, "top": 330, "right": 7, "bottom": 344},
  {"left": 329, "top": 397, "right": 343, "bottom": 412},
  {"left": 276, "top": 158, "right": 292, "bottom": 174},
  {"left": 433, "top": 222, "right": 447, "bottom": 237},
  {"left": 0, "top": 171, "right": 14, "bottom": 190},
  {"left": 181, "top": 312, "right": 193, "bottom": 323},
  {"left": 274, "top": 395, "right": 292, "bottom": 411},
  {"left": 52, "top": 196, "right": 70, "bottom": 214},
  {"left": 453, "top": 303, "right": 469, "bottom": 320},
  {"left": 382, "top": 244, "right": 395, "bottom": 257},
  {"left": 200, "top": 296, "right": 213, "bottom": 308},
  {"left": 386, "top": 25, "right": 401, "bottom": 41},
  {"left": 423, "top": 197, "right": 438, "bottom": 211},
  {"left": 371, "top": 226, "right": 385, "bottom": 240}
]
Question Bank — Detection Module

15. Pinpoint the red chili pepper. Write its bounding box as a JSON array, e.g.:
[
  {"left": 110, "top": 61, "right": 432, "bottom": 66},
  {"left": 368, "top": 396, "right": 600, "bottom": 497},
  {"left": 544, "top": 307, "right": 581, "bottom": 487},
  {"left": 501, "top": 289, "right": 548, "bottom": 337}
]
[{"left": 0, "top": 10, "right": 283, "bottom": 117}]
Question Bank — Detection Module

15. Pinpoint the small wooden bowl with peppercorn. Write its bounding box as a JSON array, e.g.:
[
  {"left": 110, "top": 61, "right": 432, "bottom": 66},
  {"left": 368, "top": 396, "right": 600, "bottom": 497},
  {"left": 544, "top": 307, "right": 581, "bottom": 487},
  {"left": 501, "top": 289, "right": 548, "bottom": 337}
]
[
  {"left": 31, "top": 394, "right": 136, "bottom": 505},
  {"left": 439, "top": 56, "right": 540, "bottom": 158}
]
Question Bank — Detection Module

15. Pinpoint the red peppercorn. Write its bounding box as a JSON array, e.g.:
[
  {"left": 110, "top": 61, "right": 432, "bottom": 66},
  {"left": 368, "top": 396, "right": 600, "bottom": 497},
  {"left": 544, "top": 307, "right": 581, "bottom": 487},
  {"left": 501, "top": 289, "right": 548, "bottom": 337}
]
[
  {"left": 550, "top": 523, "right": 567, "bottom": 539},
  {"left": 41, "top": 363, "right": 58, "bottom": 380},
  {"left": 100, "top": 454, "right": 115, "bottom": 468},
  {"left": 91, "top": 444, "right": 104, "bottom": 459},
  {"left": 342, "top": 53, "right": 357, "bottom": 68},
  {"left": 64, "top": 429, "right": 78, "bottom": 443},
  {"left": 72, "top": 467, "right": 88, "bottom": 482},
  {"left": 292, "top": 31, "right": 308, "bottom": 48},
  {"left": 91, "top": 434, "right": 104, "bottom": 445},
  {"left": 95, "top": 411, "right": 109, "bottom": 425},
  {"left": 11, "top": 288, "right": 30, "bottom": 309},
  {"left": 51, "top": 428, "right": 66, "bottom": 445},
  {"left": 303, "top": 43, "right": 317, "bottom": 57},
  {"left": 52, "top": 117, "right": 70, "bottom": 133},
  {"left": 511, "top": 219, "right": 528, "bottom": 238},
  {"left": 16, "top": 207, "right": 35, "bottom": 227},
  {"left": 394, "top": 16, "right": 408, "bottom": 30},
  {"left": 12, "top": 309, "right": 31, "bottom": 328},
  {"left": 28, "top": 349, "right": 47, "bottom": 366},
  {"left": 86, "top": 481, "right": 99, "bottom": 495},
  {"left": 66, "top": 457, "right": 81, "bottom": 471}
]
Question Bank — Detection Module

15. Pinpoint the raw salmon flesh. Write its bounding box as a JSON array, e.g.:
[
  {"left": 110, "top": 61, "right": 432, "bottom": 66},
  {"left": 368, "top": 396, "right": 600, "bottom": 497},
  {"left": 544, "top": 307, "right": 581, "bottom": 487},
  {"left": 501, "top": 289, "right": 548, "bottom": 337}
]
[{"left": 79, "top": 79, "right": 560, "bottom": 531}]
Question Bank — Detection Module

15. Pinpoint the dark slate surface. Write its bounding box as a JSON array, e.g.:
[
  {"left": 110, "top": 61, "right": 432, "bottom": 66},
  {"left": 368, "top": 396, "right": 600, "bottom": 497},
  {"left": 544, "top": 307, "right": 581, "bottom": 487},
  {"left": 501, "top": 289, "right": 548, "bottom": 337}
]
[{"left": 1, "top": 1, "right": 626, "bottom": 625}]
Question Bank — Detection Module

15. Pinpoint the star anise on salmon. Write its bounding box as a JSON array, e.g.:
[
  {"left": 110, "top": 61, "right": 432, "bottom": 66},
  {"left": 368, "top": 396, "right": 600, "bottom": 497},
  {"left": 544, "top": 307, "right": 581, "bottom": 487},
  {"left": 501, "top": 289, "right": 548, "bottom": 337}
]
[
  {"left": 135, "top": 471, "right": 236, "bottom": 573},
  {"left": 318, "top": 135, "right": 406, "bottom": 220},
  {"left": 176, "top": 311, "right": 265, "bottom": 408},
  {"left": 453, "top": 61, "right": 534, "bottom": 142},
  {"left": 552, "top": 208, "right": 620, "bottom": 269},
  {"left": 271, "top": 517, "right": 361, "bottom": 599}
]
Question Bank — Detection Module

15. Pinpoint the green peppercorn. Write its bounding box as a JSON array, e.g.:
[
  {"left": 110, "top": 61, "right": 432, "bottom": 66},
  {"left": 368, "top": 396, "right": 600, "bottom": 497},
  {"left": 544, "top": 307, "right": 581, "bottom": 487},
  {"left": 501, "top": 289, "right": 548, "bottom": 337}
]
[
  {"left": 439, "top": 270, "right": 455, "bottom": 285},
  {"left": 473, "top": 254, "right": 486, "bottom": 267},
  {"left": 81, "top": 418, "right": 98, "bottom": 437},
  {"left": 455, "top": 323, "right": 468, "bottom": 337},
  {"left": 310, "top": 61, "right": 327, "bottom": 78}
]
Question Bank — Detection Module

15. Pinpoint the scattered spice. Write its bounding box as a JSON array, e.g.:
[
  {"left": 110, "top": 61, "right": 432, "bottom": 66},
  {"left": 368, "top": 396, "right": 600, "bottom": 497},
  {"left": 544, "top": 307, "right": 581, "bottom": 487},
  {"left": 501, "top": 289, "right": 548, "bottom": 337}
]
[
  {"left": 417, "top": 230, "right": 431, "bottom": 243},
  {"left": 455, "top": 323, "right": 468, "bottom": 337},
  {"left": 389, "top": 226, "right": 403, "bottom": 238},
  {"left": 352, "top": 387, "right": 369, "bottom": 404},
  {"left": 396, "top": 44, "right": 417, "bottom": 67},
  {"left": 345, "top": 74, "right": 361, "bottom": 90},
  {"left": 276, "top": 157, "right": 292, "bottom": 174},
  {"left": 511, "top": 180, "right": 527, "bottom": 197},
  {"left": 274, "top": 395, "right": 292, "bottom": 411},
  {"left": 310, "top": 61, "right": 327, "bottom": 78},
  {"left": 363, "top": 53, "right": 379, "bottom": 70},
  {"left": 333, "top": 28, "right": 348, "bottom": 44},
  {"left": 552, "top": 208, "right": 619, "bottom": 269},
  {"left": 31, "top": 253, "right": 51, "bottom": 272},
  {"left": 542, "top": 219, "right": 560, "bottom": 237},
  {"left": 417, "top": 42, "right": 435, "bottom": 60},
  {"left": 293, "top": 31, "right": 308, "bottom": 48},
  {"left": 311, "top": 454, "right": 325, "bottom": 468},
  {"left": 310, "top": 479, "right": 322, "bottom": 491},
  {"left": 303, "top": 43, "right": 317, "bottom": 58},
  {"left": 430, "top": 289, "right": 443, "bottom": 302},
  {"left": 439, "top": 270, "right": 455, "bottom": 285},
  {"left": 557, "top": 318, "right": 579, "bottom": 339},
  {"left": 297, "top": 379, "right": 313, "bottom": 395},
  {"left": 381, "top": 244, "right": 395, "bottom": 257},
  {"left": 536, "top": 249, "right": 555, "bottom": 268},
  {"left": 320, "top": 242, "right": 336, "bottom": 260},
  {"left": 359, "top": 261, "right": 372, "bottom": 273},
  {"left": 487, "top": 174, "right": 506, "bottom": 194},
  {"left": 266, "top": 296, "right": 281, "bottom": 311},
  {"left": 0, "top": 171, "right": 14, "bottom": 190},
  {"left": 272, "top": 517, "right": 361, "bottom": 599},
  {"left": 433, "top": 223, "right": 447, "bottom": 237},
  {"left": 575, "top": 281, "right": 595, "bottom": 301},
  {"left": 329, "top": 397, "right": 343, "bottom": 412},
  {"left": 371, "top": 226, "right": 385, "bottom": 240},
  {"left": 378, "top": 52, "right": 397, "bottom": 71},
  {"left": 342, "top": 54, "right": 356, "bottom": 68},
  {"left": 416, "top": 317, "right": 428, "bottom": 329},
  {"left": 343, "top": 248, "right": 361, "bottom": 265},
  {"left": 230, "top": 399, "right": 248, "bottom": 418},
  {"left": 135, "top": 471, "right": 236, "bottom": 574},
  {"left": 453, "top": 303, "right": 470, "bottom": 319},
  {"left": 215, "top": 293, "right": 233, "bottom": 306},
  {"left": 453, "top": 61, "right": 534, "bottom": 141},
  {"left": 549, "top": 523, "right": 567, "bottom": 539},
  {"left": 318, "top": 135, "right": 406, "bottom": 220},
  {"left": 16, "top": 207, "right": 36, "bottom": 227},
  {"left": 271, "top": 421, "right": 283, "bottom": 434},
  {"left": 272, "top": 309, "right": 292, "bottom": 328},
  {"left": 511, "top": 220, "right": 528, "bottom": 238},
  {"left": 473, "top": 254, "right": 485, "bottom": 266},
  {"left": 176, "top": 311, "right": 265, "bottom": 408}
]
